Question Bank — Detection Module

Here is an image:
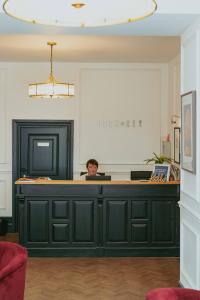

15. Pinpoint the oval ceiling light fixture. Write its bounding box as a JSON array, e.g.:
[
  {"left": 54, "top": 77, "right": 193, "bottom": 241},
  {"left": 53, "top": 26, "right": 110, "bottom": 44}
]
[
  {"left": 29, "top": 42, "right": 75, "bottom": 99},
  {"left": 3, "top": 0, "right": 157, "bottom": 27}
]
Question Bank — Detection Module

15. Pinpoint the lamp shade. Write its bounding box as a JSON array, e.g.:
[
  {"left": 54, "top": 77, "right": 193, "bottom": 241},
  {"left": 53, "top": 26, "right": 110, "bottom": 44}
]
[{"left": 29, "top": 82, "right": 75, "bottom": 99}]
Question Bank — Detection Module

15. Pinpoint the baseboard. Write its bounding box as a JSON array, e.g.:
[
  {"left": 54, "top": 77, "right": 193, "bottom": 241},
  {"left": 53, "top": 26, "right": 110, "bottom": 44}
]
[
  {"left": 0, "top": 217, "right": 15, "bottom": 234},
  {"left": 26, "top": 247, "right": 180, "bottom": 257},
  {"left": 178, "top": 281, "right": 184, "bottom": 288}
]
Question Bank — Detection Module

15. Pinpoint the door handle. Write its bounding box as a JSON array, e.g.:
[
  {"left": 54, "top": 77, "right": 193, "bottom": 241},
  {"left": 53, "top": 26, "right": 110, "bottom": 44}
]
[{"left": 20, "top": 168, "right": 27, "bottom": 177}]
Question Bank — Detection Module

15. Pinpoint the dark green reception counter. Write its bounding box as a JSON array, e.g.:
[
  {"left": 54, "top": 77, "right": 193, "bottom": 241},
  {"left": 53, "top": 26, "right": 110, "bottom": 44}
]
[{"left": 15, "top": 180, "right": 180, "bottom": 257}]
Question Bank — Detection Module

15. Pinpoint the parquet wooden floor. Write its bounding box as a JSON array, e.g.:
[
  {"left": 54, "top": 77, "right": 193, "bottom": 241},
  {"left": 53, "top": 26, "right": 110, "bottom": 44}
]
[
  {"left": 0, "top": 233, "right": 19, "bottom": 243},
  {"left": 0, "top": 235, "right": 179, "bottom": 299},
  {"left": 25, "top": 257, "right": 179, "bottom": 300}
]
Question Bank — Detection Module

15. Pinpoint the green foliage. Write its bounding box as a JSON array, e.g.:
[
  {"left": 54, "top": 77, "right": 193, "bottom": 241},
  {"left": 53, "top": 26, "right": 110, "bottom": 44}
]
[
  {"left": 144, "top": 152, "right": 172, "bottom": 164},
  {"left": 144, "top": 152, "right": 180, "bottom": 180}
]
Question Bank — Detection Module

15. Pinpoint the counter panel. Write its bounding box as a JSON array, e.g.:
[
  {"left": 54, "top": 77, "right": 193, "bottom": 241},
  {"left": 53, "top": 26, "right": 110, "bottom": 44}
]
[{"left": 16, "top": 182, "right": 180, "bottom": 257}]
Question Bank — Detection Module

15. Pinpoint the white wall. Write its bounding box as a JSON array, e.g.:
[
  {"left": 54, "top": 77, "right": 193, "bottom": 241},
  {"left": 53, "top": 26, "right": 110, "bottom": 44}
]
[
  {"left": 180, "top": 18, "right": 200, "bottom": 289},
  {"left": 79, "top": 65, "right": 169, "bottom": 165},
  {"left": 0, "top": 61, "right": 169, "bottom": 216}
]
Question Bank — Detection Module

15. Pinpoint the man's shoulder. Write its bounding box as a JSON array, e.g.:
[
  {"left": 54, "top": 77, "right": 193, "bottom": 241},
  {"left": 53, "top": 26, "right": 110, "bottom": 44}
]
[{"left": 80, "top": 173, "right": 88, "bottom": 180}]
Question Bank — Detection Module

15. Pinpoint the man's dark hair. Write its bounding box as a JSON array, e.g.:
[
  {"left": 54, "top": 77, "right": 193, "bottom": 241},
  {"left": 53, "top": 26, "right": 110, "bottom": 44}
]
[{"left": 86, "top": 159, "right": 98, "bottom": 168}]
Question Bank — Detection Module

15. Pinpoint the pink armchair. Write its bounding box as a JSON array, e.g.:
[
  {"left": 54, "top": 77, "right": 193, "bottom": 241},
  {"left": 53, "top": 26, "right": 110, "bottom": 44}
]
[
  {"left": 146, "top": 288, "right": 200, "bottom": 300},
  {"left": 0, "top": 242, "right": 27, "bottom": 300}
]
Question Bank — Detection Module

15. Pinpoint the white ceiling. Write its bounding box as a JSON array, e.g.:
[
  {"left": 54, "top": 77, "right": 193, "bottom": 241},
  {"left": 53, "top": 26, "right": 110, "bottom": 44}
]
[
  {"left": 0, "top": 0, "right": 199, "bottom": 62},
  {"left": 0, "top": 11, "right": 199, "bottom": 36}
]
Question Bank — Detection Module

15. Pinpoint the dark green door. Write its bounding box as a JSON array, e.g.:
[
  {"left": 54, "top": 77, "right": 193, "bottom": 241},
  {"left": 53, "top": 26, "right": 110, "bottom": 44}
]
[{"left": 15, "top": 120, "right": 73, "bottom": 179}]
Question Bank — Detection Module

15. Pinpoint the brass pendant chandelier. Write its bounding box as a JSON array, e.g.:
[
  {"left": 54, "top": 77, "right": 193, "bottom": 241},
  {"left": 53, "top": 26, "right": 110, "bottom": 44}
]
[
  {"left": 3, "top": 0, "right": 157, "bottom": 28},
  {"left": 28, "top": 42, "right": 75, "bottom": 99}
]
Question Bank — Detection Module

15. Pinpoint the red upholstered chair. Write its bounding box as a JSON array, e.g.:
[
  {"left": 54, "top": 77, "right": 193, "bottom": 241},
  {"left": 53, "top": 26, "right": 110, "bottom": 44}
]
[
  {"left": 0, "top": 242, "right": 27, "bottom": 300},
  {"left": 146, "top": 288, "right": 200, "bottom": 300}
]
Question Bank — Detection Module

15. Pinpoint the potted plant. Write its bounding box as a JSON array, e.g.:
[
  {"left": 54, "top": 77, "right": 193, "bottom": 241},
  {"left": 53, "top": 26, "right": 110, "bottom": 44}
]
[
  {"left": 144, "top": 152, "right": 172, "bottom": 164},
  {"left": 145, "top": 152, "right": 180, "bottom": 181}
]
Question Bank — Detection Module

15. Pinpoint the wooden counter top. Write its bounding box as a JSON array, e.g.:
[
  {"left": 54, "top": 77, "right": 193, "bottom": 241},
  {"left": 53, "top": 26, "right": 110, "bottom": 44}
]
[{"left": 15, "top": 179, "right": 180, "bottom": 185}]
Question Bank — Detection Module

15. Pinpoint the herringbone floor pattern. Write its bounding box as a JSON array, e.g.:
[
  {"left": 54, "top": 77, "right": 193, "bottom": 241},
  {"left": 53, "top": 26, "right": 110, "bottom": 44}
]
[
  {"left": 0, "top": 235, "right": 179, "bottom": 299},
  {"left": 25, "top": 257, "right": 179, "bottom": 300}
]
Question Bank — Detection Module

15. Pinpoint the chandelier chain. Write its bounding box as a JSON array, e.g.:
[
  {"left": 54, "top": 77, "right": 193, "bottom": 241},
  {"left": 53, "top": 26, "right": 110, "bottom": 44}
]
[{"left": 50, "top": 44, "right": 53, "bottom": 77}]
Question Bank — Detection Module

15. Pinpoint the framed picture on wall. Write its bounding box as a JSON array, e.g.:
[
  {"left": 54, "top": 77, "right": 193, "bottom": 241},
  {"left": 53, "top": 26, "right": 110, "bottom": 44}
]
[
  {"left": 181, "top": 91, "right": 196, "bottom": 173},
  {"left": 174, "top": 127, "right": 180, "bottom": 164}
]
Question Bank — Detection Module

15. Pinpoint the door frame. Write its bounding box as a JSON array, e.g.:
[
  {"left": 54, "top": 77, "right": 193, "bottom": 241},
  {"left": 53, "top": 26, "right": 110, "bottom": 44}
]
[{"left": 12, "top": 119, "right": 74, "bottom": 232}]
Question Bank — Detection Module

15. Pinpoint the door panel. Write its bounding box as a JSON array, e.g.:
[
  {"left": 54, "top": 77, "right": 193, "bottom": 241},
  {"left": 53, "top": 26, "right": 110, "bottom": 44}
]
[
  {"left": 52, "top": 200, "right": 69, "bottom": 219},
  {"left": 131, "top": 223, "right": 149, "bottom": 243},
  {"left": 20, "top": 126, "right": 69, "bottom": 179},
  {"left": 72, "top": 200, "right": 96, "bottom": 243},
  {"left": 152, "top": 200, "right": 175, "bottom": 244},
  {"left": 28, "top": 135, "right": 58, "bottom": 176},
  {"left": 27, "top": 200, "right": 49, "bottom": 243},
  {"left": 131, "top": 200, "right": 148, "bottom": 219},
  {"left": 104, "top": 200, "right": 128, "bottom": 243},
  {"left": 52, "top": 224, "right": 70, "bottom": 242}
]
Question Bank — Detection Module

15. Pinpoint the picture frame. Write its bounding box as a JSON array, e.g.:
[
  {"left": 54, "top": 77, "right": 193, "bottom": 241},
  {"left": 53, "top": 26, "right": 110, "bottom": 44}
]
[
  {"left": 181, "top": 90, "right": 196, "bottom": 173},
  {"left": 174, "top": 127, "right": 180, "bottom": 164},
  {"left": 152, "top": 164, "right": 170, "bottom": 182}
]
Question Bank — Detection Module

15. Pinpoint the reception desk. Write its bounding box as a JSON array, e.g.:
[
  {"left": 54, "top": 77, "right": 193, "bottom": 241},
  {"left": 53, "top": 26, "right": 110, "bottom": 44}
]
[{"left": 15, "top": 180, "right": 180, "bottom": 257}]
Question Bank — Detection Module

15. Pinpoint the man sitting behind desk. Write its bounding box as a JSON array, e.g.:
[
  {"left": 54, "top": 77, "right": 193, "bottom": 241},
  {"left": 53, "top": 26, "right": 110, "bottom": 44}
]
[{"left": 80, "top": 159, "right": 100, "bottom": 180}]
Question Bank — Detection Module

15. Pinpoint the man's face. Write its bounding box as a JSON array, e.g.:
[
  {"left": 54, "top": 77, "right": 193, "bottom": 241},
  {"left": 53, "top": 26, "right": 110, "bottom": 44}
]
[{"left": 87, "top": 163, "right": 98, "bottom": 176}]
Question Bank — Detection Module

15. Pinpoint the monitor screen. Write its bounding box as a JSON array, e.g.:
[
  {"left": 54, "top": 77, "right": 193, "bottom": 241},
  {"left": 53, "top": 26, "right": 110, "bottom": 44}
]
[
  {"left": 130, "top": 171, "right": 152, "bottom": 180},
  {"left": 86, "top": 175, "right": 111, "bottom": 181}
]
